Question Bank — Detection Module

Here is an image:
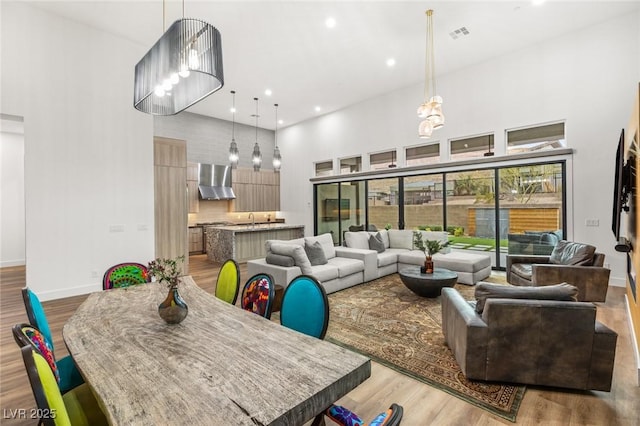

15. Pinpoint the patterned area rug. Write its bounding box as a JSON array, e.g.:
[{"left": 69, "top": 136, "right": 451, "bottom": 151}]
[{"left": 325, "top": 274, "right": 525, "bottom": 423}]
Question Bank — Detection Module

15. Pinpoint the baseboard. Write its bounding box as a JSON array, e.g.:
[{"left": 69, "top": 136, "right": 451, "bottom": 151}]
[
  {"left": 609, "top": 276, "right": 627, "bottom": 287},
  {"left": 624, "top": 294, "right": 640, "bottom": 386},
  {"left": 37, "top": 282, "right": 100, "bottom": 302},
  {"left": 0, "top": 259, "right": 26, "bottom": 268}
]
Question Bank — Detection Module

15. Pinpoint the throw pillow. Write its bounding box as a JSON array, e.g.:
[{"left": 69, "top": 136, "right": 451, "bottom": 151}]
[
  {"left": 549, "top": 240, "right": 596, "bottom": 266},
  {"left": 305, "top": 233, "right": 336, "bottom": 259},
  {"left": 270, "top": 243, "right": 313, "bottom": 274},
  {"left": 305, "top": 241, "right": 329, "bottom": 266},
  {"left": 474, "top": 282, "right": 578, "bottom": 314},
  {"left": 265, "top": 253, "right": 295, "bottom": 267},
  {"left": 368, "top": 233, "right": 385, "bottom": 253}
]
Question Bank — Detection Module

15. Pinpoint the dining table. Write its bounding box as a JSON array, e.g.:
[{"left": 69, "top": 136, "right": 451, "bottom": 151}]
[{"left": 63, "top": 276, "right": 371, "bottom": 425}]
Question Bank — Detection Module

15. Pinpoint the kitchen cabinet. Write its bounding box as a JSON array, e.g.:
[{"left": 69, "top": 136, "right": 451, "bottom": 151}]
[
  {"left": 232, "top": 167, "right": 280, "bottom": 212},
  {"left": 187, "top": 162, "right": 199, "bottom": 213},
  {"left": 154, "top": 137, "right": 189, "bottom": 273},
  {"left": 188, "top": 226, "right": 204, "bottom": 254}
]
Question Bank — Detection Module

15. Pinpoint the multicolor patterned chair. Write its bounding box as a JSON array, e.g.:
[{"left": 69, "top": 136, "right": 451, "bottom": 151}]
[
  {"left": 21, "top": 288, "right": 84, "bottom": 393},
  {"left": 280, "top": 275, "right": 329, "bottom": 339},
  {"left": 241, "top": 273, "right": 275, "bottom": 319},
  {"left": 19, "top": 345, "right": 108, "bottom": 426},
  {"left": 325, "top": 403, "right": 403, "bottom": 426},
  {"left": 102, "top": 262, "right": 150, "bottom": 290},
  {"left": 215, "top": 259, "right": 240, "bottom": 305}
]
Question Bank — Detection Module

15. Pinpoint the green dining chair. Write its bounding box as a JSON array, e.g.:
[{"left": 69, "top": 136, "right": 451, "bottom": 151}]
[
  {"left": 19, "top": 345, "right": 108, "bottom": 426},
  {"left": 21, "top": 288, "right": 84, "bottom": 393},
  {"left": 215, "top": 259, "right": 240, "bottom": 305},
  {"left": 280, "top": 275, "right": 330, "bottom": 339},
  {"left": 102, "top": 262, "right": 150, "bottom": 290}
]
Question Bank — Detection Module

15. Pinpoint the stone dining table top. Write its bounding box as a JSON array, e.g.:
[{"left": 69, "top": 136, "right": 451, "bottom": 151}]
[{"left": 63, "top": 276, "right": 370, "bottom": 425}]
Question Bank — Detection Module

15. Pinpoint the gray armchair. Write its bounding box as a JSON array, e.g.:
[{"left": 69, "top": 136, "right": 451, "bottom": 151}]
[
  {"left": 506, "top": 240, "right": 610, "bottom": 302},
  {"left": 441, "top": 285, "right": 617, "bottom": 391}
]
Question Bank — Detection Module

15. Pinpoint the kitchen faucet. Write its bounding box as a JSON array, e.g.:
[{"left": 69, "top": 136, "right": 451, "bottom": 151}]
[{"left": 248, "top": 212, "right": 255, "bottom": 229}]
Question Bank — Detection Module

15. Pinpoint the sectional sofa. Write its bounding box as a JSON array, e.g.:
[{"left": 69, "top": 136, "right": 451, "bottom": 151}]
[{"left": 247, "top": 229, "right": 492, "bottom": 293}]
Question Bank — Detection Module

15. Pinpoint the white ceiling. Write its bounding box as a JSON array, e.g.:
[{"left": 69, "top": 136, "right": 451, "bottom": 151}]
[{"left": 27, "top": 0, "right": 640, "bottom": 129}]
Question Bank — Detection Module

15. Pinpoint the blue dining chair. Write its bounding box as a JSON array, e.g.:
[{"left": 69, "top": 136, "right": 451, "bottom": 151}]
[
  {"left": 215, "top": 259, "right": 240, "bottom": 305},
  {"left": 21, "top": 288, "right": 84, "bottom": 393},
  {"left": 241, "top": 273, "right": 276, "bottom": 319},
  {"left": 19, "top": 345, "right": 107, "bottom": 426},
  {"left": 279, "top": 275, "right": 330, "bottom": 339}
]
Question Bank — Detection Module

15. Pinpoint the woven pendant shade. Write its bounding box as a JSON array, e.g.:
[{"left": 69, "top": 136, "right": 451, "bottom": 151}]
[{"left": 134, "top": 18, "right": 224, "bottom": 115}]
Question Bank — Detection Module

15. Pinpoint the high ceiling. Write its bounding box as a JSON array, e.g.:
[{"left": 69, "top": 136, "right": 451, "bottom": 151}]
[{"left": 26, "top": 1, "right": 639, "bottom": 129}]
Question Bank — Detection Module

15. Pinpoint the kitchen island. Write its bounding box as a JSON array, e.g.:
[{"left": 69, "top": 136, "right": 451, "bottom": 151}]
[{"left": 205, "top": 224, "right": 304, "bottom": 263}]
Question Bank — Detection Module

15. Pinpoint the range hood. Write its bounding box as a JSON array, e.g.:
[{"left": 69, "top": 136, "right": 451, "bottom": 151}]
[{"left": 198, "top": 164, "right": 236, "bottom": 200}]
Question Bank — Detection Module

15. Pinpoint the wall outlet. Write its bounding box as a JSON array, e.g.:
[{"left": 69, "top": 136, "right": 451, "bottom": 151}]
[
  {"left": 137, "top": 224, "right": 148, "bottom": 231},
  {"left": 585, "top": 219, "right": 599, "bottom": 227}
]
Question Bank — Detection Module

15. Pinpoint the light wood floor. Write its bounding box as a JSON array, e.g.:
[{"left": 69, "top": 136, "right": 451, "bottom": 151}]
[{"left": 1, "top": 255, "right": 639, "bottom": 425}]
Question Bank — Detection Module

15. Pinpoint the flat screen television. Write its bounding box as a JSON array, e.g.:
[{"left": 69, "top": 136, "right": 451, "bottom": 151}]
[{"left": 612, "top": 129, "right": 627, "bottom": 241}]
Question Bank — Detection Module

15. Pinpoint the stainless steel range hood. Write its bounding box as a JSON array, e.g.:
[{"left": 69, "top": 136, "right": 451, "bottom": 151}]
[{"left": 198, "top": 164, "right": 236, "bottom": 200}]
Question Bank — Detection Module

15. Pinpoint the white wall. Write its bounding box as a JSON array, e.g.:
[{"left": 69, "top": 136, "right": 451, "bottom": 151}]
[
  {"left": 1, "top": 3, "right": 155, "bottom": 300},
  {"left": 279, "top": 11, "right": 640, "bottom": 287},
  {"left": 1, "top": 116, "right": 25, "bottom": 267}
]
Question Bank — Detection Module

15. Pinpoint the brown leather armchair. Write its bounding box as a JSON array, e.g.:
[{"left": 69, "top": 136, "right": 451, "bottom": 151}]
[
  {"left": 441, "top": 285, "right": 617, "bottom": 391},
  {"left": 506, "top": 240, "right": 610, "bottom": 302}
]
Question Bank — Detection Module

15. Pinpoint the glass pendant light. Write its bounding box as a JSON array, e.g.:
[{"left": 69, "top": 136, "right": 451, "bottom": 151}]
[
  {"left": 228, "top": 90, "right": 239, "bottom": 168},
  {"left": 417, "top": 10, "right": 445, "bottom": 135},
  {"left": 134, "top": 1, "right": 224, "bottom": 115},
  {"left": 273, "top": 103, "right": 282, "bottom": 172},
  {"left": 252, "top": 97, "right": 262, "bottom": 171}
]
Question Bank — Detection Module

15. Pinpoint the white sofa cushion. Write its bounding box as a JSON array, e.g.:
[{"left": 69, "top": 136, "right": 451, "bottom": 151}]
[
  {"left": 397, "top": 250, "right": 427, "bottom": 265},
  {"left": 310, "top": 264, "right": 339, "bottom": 282},
  {"left": 433, "top": 251, "right": 491, "bottom": 273},
  {"left": 328, "top": 256, "right": 365, "bottom": 277},
  {"left": 305, "top": 233, "right": 336, "bottom": 259},
  {"left": 344, "top": 232, "right": 370, "bottom": 250},
  {"left": 270, "top": 243, "right": 312, "bottom": 274},
  {"left": 265, "top": 237, "right": 304, "bottom": 253},
  {"left": 388, "top": 230, "right": 413, "bottom": 250},
  {"left": 420, "top": 231, "right": 449, "bottom": 246},
  {"left": 377, "top": 250, "right": 399, "bottom": 267}
]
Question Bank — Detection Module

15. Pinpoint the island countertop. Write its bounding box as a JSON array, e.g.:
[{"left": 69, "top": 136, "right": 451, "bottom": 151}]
[{"left": 205, "top": 224, "right": 304, "bottom": 262}]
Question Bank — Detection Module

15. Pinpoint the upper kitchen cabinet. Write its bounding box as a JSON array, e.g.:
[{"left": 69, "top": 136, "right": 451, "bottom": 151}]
[
  {"left": 187, "top": 162, "right": 199, "bottom": 213},
  {"left": 232, "top": 168, "right": 280, "bottom": 212}
]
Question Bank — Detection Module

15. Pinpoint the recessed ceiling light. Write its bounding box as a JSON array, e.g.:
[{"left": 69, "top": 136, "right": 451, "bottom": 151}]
[
  {"left": 531, "top": 0, "right": 546, "bottom": 6},
  {"left": 278, "top": 119, "right": 284, "bottom": 125},
  {"left": 325, "top": 17, "right": 336, "bottom": 29},
  {"left": 230, "top": 107, "right": 236, "bottom": 113},
  {"left": 386, "top": 58, "right": 396, "bottom": 67},
  {"left": 315, "top": 106, "right": 321, "bottom": 112},
  {"left": 264, "top": 89, "right": 272, "bottom": 96}
]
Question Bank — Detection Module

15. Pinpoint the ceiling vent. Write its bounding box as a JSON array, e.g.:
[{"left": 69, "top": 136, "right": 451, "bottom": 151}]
[{"left": 449, "top": 27, "right": 470, "bottom": 40}]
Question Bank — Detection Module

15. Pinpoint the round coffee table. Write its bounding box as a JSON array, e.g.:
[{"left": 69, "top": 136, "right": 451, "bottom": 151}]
[{"left": 399, "top": 266, "right": 458, "bottom": 297}]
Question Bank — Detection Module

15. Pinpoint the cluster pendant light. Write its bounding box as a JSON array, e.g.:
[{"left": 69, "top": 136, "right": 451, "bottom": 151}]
[
  {"left": 273, "top": 104, "right": 282, "bottom": 172},
  {"left": 133, "top": 0, "right": 224, "bottom": 115},
  {"left": 228, "top": 90, "right": 239, "bottom": 168},
  {"left": 252, "top": 98, "right": 262, "bottom": 172},
  {"left": 417, "top": 9, "right": 445, "bottom": 138}
]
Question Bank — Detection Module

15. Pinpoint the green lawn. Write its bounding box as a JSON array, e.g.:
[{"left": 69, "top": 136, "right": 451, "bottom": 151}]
[{"left": 447, "top": 236, "right": 508, "bottom": 249}]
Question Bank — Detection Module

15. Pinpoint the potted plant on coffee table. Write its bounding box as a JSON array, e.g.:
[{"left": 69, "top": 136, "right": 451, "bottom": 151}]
[{"left": 413, "top": 231, "right": 442, "bottom": 274}]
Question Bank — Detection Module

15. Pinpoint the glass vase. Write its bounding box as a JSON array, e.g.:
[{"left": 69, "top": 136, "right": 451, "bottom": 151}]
[{"left": 158, "top": 285, "right": 188, "bottom": 324}]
